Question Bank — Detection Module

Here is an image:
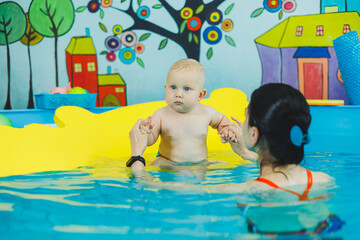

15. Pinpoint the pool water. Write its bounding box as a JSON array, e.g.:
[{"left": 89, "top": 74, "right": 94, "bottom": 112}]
[{"left": 0, "top": 151, "right": 358, "bottom": 239}]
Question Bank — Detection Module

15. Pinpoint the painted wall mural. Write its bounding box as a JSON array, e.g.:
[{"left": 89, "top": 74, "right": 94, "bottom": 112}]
[{"left": 1, "top": 0, "right": 360, "bottom": 110}]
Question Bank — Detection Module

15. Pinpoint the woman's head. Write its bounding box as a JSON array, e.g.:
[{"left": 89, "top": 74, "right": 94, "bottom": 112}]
[{"left": 246, "top": 83, "right": 311, "bottom": 168}]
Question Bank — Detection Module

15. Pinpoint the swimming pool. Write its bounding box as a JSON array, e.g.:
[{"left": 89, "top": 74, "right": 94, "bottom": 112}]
[{"left": 0, "top": 106, "right": 359, "bottom": 239}]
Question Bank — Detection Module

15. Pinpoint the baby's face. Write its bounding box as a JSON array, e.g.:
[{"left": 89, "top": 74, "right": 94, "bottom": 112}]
[{"left": 165, "top": 70, "right": 205, "bottom": 113}]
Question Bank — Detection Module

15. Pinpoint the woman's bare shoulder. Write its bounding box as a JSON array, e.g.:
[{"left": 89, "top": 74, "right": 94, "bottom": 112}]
[{"left": 311, "top": 171, "right": 333, "bottom": 183}]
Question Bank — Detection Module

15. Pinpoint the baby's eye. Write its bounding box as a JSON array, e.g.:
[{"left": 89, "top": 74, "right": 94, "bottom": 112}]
[
  {"left": 184, "top": 87, "right": 190, "bottom": 91},
  {"left": 171, "top": 86, "right": 176, "bottom": 90}
]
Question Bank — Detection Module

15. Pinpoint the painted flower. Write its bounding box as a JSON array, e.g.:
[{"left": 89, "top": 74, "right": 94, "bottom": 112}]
[
  {"left": 221, "top": 19, "right": 233, "bottom": 32},
  {"left": 119, "top": 48, "right": 136, "bottom": 64},
  {"left": 101, "top": 0, "right": 112, "bottom": 8},
  {"left": 106, "top": 52, "right": 116, "bottom": 61},
  {"left": 187, "top": 16, "right": 202, "bottom": 32},
  {"left": 180, "top": 7, "right": 193, "bottom": 19},
  {"left": 207, "top": 9, "right": 223, "bottom": 25},
  {"left": 105, "top": 36, "right": 121, "bottom": 51},
  {"left": 121, "top": 31, "right": 137, "bottom": 47},
  {"left": 134, "top": 43, "right": 145, "bottom": 53},
  {"left": 263, "top": 0, "right": 282, "bottom": 13},
  {"left": 137, "top": 6, "right": 150, "bottom": 19},
  {"left": 113, "top": 25, "right": 123, "bottom": 35},
  {"left": 282, "top": 0, "right": 296, "bottom": 13},
  {"left": 87, "top": 0, "right": 100, "bottom": 13},
  {"left": 203, "top": 26, "right": 222, "bottom": 45}
]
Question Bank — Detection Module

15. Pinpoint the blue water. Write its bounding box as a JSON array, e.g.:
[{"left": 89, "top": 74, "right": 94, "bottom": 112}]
[{"left": 0, "top": 151, "right": 359, "bottom": 239}]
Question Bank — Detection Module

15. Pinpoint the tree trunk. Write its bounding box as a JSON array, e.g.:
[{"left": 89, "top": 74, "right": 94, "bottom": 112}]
[
  {"left": 27, "top": 42, "right": 34, "bottom": 108},
  {"left": 4, "top": 30, "right": 11, "bottom": 109}
]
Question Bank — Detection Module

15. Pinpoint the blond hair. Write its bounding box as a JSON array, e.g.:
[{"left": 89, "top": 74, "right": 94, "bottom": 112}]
[{"left": 169, "top": 58, "right": 204, "bottom": 74}]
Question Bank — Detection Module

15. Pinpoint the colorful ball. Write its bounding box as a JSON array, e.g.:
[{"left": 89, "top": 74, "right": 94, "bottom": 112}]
[
  {"left": 50, "top": 87, "right": 68, "bottom": 94},
  {"left": 203, "top": 26, "right": 222, "bottom": 45},
  {"left": 0, "top": 114, "right": 13, "bottom": 127},
  {"left": 137, "top": 6, "right": 150, "bottom": 19},
  {"left": 68, "top": 87, "right": 87, "bottom": 94},
  {"left": 207, "top": 9, "right": 223, "bottom": 25},
  {"left": 187, "top": 16, "right": 202, "bottom": 31},
  {"left": 119, "top": 48, "right": 136, "bottom": 64}
]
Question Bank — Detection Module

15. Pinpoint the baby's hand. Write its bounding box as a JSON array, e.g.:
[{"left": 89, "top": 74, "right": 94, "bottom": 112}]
[
  {"left": 218, "top": 117, "right": 242, "bottom": 143},
  {"left": 139, "top": 116, "right": 154, "bottom": 134}
]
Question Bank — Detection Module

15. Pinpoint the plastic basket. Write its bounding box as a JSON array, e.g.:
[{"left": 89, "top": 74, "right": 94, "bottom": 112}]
[{"left": 35, "top": 93, "right": 97, "bottom": 109}]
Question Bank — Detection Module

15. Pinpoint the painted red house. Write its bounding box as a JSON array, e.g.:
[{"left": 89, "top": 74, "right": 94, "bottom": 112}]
[
  {"left": 66, "top": 36, "right": 127, "bottom": 107},
  {"left": 98, "top": 73, "right": 127, "bottom": 106}
]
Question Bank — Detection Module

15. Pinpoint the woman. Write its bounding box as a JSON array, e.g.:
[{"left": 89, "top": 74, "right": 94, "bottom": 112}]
[{"left": 127, "top": 83, "right": 343, "bottom": 234}]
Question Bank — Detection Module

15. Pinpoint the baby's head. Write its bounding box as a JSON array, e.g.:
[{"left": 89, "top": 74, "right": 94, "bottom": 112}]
[{"left": 165, "top": 59, "right": 207, "bottom": 113}]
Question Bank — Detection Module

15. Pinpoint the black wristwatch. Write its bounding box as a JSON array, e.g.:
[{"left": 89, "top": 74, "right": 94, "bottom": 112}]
[{"left": 126, "top": 155, "right": 146, "bottom": 167}]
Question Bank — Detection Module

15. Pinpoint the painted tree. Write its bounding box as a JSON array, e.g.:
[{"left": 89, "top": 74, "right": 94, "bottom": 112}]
[
  {"left": 77, "top": 0, "right": 236, "bottom": 67},
  {"left": 0, "top": 1, "right": 26, "bottom": 109},
  {"left": 20, "top": 13, "right": 44, "bottom": 109},
  {"left": 29, "top": 0, "right": 75, "bottom": 87}
]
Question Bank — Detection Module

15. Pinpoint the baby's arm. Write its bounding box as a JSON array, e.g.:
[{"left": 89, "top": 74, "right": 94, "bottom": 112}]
[
  {"left": 139, "top": 110, "right": 161, "bottom": 146},
  {"left": 209, "top": 108, "right": 237, "bottom": 143}
]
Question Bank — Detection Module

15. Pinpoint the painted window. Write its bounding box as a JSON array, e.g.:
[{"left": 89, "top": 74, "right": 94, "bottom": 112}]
[
  {"left": 296, "top": 26, "right": 303, "bottom": 36},
  {"left": 87, "top": 62, "right": 96, "bottom": 72},
  {"left": 316, "top": 25, "right": 324, "bottom": 36},
  {"left": 74, "top": 63, "right": 82, "bottom": 73},
  {"left": 343, "top": 24, "right": 351, "bottom": 34}
]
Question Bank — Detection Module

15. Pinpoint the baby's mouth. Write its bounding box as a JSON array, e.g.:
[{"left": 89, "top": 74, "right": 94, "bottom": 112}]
[{"left": 174, "top": 101, "right": 183, "bottom": 105}]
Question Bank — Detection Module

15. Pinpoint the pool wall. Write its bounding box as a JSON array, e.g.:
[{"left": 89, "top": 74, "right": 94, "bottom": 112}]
[{"left": 1, "top": 106, "right": 359, "bottom": 153}]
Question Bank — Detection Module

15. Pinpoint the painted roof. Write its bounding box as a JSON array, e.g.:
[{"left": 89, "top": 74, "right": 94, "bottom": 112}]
[
  {"left": 255, "top": 12, "right": 360, "bottom": 48},
  {"left": 294, "top": 47, "right": 330, "bottom": 58},
  {"left": 66, "top": 37, "right": 96, "bottom": 54},
  {"left": 98, "top": 74, "right": 125, "bottom": 86}
]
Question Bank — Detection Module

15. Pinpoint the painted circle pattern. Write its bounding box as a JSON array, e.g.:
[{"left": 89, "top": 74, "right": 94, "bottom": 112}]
[
  {"left": 221, "top": 19, "right": 233, "bottom": 32},
  {"left": 106, "top": 52, "right": 116, "bottom": 61},
  {"left": 137, "top": 6, "right": 150, "bottom": 19},
  {"left": 134, "top": 43, "right": 144, "bottom": 53},
  {"left": 101, "top": 0, "right": 112, "bottom": 7},
  {"left": 207, "top": 9, "right": 223, "bottom": 25},
  {"left": 187, "top": 16, "right": 201, "bottom": 31},
  {"left": 203, "top": 26, "right": 222, "bottom": 45},
  {"left": 121, "top": 31, "right": 137, "bottom": 47},
  {"left": 105, "top": 36, "right": 121, "bottom": 51},
  {"left": 112, "top": 25, "right": 123, "bottom": 35},
  {"left": 282, "top": 0, "right": 296, "bottom": 12},
  {"left": 180, "top": 7, "right": 193, "bottom": 19},
  {"left": 119, "top": 48, "right": 136, "bottom": 64}
]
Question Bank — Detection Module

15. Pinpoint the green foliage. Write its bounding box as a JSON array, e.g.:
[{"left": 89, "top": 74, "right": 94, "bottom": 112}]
[
  {"left": 158, "top": 38, "right": 168, "bottom": 50},
  {"left": 193, "top": 34, "right": 199, "bottom": 44},
  {"left": 100, "top": 8, "right": 104, "bottom": 19},
  {"left": 137, "top": 57, "right": 144, "bottom": 68},
  {"left": 76, "top": 6, "right": 87, "bottom": 12},
  {"left": 0, "top": 2, "right": 26, "bottom": 45},
  {"left": 206, "top": 47, "right": 213, "bottom": 60},
  {"left": 152, "top": 4, "right": 163, "bottom": 9},
  {"left": 100, "top": 51, "right": 108, "bottom": 55},
  {"left": 225, "top": 35, "right": 235, "bottom": 47},
  {"left": 188, "top": 32, "right": 192, "bottom": 43},
  {"left": 195, "top": 4, "right": 204, "bottom": 14},
  {"left": 278, "top": 10, "right": 283, "bottom": 20},
  {"left": 251, "top": 8, "right": 264, "bottom": 18},
  {"left": 139, "top": 33, "right": 151, "bottom": 42},
  {"left": 20, "top": 13, "right": 43, "bottom": 46},
  {"left": 225, "top": 3, "right": 234, "bottom": 15},
  {"left": 29, "top": 0, "right": 75, "bottom": 37},
  {"left": 180, "top": 20, "right": 187, "bottom": 34},
  {"left": 99, "top": 23, "right": 107, "bottom": 32},
  {"left": 138, "top": 0, "right": 142, "bottom": 6}
]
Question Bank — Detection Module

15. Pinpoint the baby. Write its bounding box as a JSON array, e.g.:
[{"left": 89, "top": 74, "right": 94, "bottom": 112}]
[{"left": 138, "top": 59, "right": 236, "bottom": 165}]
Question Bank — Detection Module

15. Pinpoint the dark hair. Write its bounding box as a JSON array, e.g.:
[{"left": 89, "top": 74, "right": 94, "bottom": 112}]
[{"left": 248, "top": 83, "right": 311, "bottom": 169}]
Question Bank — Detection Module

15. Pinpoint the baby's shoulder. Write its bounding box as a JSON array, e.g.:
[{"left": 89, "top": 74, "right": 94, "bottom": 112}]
[{"left": 311, "top": 171, "right": 333, "bottom": 183}]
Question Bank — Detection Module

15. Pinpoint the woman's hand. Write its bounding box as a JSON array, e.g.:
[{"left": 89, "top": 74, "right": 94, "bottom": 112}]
[
  {"left": 129, "top": 119, "right": 151, "bottom": 157},
  {"left": 219, "top": 117, "right": 258, "bottom": 161}
]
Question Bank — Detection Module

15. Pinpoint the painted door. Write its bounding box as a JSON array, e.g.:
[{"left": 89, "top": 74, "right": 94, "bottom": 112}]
[{"left": 304, "top": 63, "right": 323, "bottom": 99}]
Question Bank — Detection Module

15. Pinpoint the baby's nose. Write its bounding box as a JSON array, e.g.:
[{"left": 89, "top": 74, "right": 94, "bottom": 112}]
[{"left": 176, "top": 90, "right": 183, "bottom": 98}]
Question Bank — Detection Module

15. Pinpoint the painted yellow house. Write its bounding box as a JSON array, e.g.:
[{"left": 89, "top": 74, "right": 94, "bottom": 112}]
[{"left": 255, "top": 12, "right": 360, "bottom": 103}]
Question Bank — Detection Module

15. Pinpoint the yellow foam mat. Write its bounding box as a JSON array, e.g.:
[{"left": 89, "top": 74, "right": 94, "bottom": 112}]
[{"left": 0, "top": 88, "right": 248, "bottom": 177}]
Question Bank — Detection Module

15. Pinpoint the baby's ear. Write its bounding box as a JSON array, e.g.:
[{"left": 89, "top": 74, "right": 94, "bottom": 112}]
[
  {"left": 198, "top": 89, "right": 207, "bottom": 101},
  {"left": 164, "top": 84, "right": 167, "bottom": 89}
]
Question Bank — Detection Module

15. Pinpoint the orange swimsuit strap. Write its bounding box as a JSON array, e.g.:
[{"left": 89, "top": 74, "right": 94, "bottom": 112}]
[{"left": 256, "top": 169, "right": 313, "bottom": 201}]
